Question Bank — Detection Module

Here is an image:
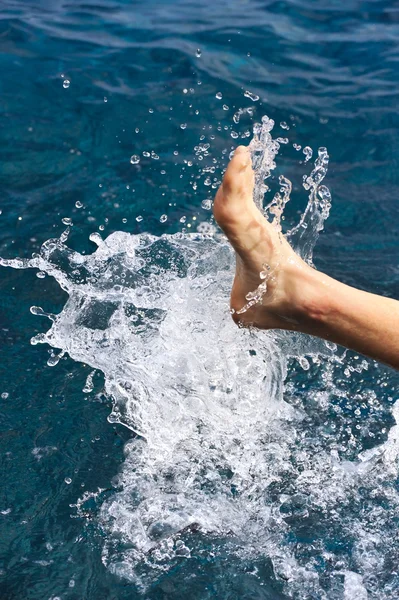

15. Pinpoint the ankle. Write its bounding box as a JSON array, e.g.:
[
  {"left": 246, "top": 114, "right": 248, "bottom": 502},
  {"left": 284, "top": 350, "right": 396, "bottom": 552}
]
[{"left": 291, "top": 263, "right": 335, "bottom": 332}]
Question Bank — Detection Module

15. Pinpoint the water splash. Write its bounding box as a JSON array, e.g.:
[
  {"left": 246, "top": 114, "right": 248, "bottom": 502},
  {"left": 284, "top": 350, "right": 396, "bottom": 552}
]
[{"left": 1, "top": 117, "right": 398, "bottom": 598}]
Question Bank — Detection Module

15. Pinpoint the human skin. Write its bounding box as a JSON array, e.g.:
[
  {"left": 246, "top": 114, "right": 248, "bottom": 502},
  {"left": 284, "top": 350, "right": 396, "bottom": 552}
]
[{"left": 213, "top": 145, "right": 399, "bottom": 371}]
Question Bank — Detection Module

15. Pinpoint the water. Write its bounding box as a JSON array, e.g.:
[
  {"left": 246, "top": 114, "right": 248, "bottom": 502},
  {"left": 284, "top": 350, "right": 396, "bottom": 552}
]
[{"left": 0, "top": 1, "right": 398, "bottom": 599}]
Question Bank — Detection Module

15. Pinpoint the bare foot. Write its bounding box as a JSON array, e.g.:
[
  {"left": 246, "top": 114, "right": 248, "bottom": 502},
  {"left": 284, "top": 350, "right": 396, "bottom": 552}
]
[
  {"left": 213, "top": 146, "right": 399, "bottom": 369},
  {"left": 213, "top": 146, "right": 318, "bottom": 331}
]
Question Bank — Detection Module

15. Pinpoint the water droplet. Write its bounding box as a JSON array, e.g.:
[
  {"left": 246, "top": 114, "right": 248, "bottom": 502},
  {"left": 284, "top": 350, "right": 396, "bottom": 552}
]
[
  {"left": 303, "top": 146, "right": 313, "bottom": 162},
  {"left": 325, "top": 340, "right": 337, "bottom": 351},
  {"left": 244, "top": 90, "right": 259, "bottom": 102},
  {"left": 160, "top": 214, "right": 167, "bottom": 223},
  {"left": 195, "top": 48, "right": 202, "bottom": 58},
  {"left": 130, "top": 155, "right": 140, "bottom": 165},
  {"left": 63, "top": 79, "right": 70, "bottom": 89},
  {"left": 47, "top": 351, "right": 64, "bottom": 367},
  {"left": 83, "top": 370, "right": 95, "bottom": 393},
  {"left": 215, "top": 92, "right": 223, "bottom": 99},
  {"left": 30, "top": 333, "right": 46, "bottom": 345},
  {"left": 180, "top": 123, "right": 187, "bottom": 130},
  {"left": 89, "top": 232, "right": 103, "bottom": 246},
  {"left": 201, "top": 199, "right": 212, "bottom": 210},
  {"left": 298, "top": 356, "right": 310, "bottom": 371}
]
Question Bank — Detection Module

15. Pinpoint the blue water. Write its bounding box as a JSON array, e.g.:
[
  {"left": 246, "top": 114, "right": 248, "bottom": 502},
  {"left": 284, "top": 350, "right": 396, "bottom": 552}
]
[{"left": 0, "top": 1, "right": 399, "bottom": 598}]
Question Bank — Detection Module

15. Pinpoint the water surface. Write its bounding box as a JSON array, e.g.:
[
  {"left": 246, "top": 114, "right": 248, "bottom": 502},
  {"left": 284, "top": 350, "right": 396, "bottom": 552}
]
[{"left": 0, "top": 1, "right": 398, "bottom": 599}]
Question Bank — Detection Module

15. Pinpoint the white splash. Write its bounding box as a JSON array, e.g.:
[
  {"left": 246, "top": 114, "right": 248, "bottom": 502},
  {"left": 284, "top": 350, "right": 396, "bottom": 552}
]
[{"left": 1, "top": 117, "right": 398, "bottom": 598}]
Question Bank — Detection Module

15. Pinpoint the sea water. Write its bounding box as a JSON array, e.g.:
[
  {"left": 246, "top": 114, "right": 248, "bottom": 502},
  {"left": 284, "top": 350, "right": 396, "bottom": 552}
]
[{"left": 1, "top": 115, "right": 399, "bottom": 599}]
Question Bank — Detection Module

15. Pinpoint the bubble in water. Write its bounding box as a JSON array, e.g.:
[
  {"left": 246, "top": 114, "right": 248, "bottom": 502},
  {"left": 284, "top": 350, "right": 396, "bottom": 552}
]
[
  {"left": 130, "top": 155, "right": 140, "bottom": 165},
  {"left": 75, "top": 201, "right": 83, "bottom": 209},
  {"left": 136, "top": 215, "right": 143, "bottom": 222},
  {"left": 159, "top": 214, "right": 168, "bottom": 223},
  {"left": 280, "top": 121, "right": 290, "bottom": 130},
  {"left": 150, "top": 151, "right": 159, "bottom": 160},
  {"left": 36, "top": 271, "right": 46, "bottom": 279},
  {"left": 244, "top": 90, "right": 260, "bottom": 102},
  {"left": 1, "top": 392, "right": 9, "bottom": 399},
  {"left": 142, "top": 151, "right": 150, "bottom": 157},
  {"left": 64, "top": 477, "right": 72, "bottom": 485},
  {"left": 62, "top": 217, "right": 73, "bottom": 226},
  {"left": 222, "top": 105, "right": 229, "bottom": 111},
  {"left": 195, "top": 48, "right": 202, "bottom": 57},
  {"left": 215, "top": 92, "right": 223, "bottom": 99},
  {"left": 180, "top": 123, "right": 187, "bottom": 130},
  {"left": 63, "top": 79, "right": 70, "bottom": 89},
  {"left": 293, "top": 143, "right": 301, "bottom": 151}
]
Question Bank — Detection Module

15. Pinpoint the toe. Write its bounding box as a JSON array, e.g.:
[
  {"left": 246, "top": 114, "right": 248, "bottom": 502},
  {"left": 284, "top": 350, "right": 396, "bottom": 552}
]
[
  {"left": 213, "top": 146, "right": 255, "bottom": 229},
  {"left": 222, "top": 146, "right": 253, "bottom": 197}
]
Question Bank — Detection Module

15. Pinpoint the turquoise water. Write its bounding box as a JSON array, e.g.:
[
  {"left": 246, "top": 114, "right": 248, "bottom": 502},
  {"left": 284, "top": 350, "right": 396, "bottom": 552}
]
[{"left": 0, "top": 1, "right": 399, "bottom": 598}]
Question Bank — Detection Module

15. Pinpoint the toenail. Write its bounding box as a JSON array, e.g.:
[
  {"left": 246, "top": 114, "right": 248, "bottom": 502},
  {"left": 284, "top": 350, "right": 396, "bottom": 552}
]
[{"left": 234, "top": 146, "right": 248, "bottom": 155}]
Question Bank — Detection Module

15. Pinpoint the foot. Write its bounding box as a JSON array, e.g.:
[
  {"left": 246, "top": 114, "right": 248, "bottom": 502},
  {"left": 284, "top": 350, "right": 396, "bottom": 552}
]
[{"left": 213, "top": 146, "right": 318, "bottom": 331}]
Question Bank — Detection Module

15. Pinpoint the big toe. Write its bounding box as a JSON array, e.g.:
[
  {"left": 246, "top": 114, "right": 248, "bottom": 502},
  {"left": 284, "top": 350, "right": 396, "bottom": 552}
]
[
  {"left": 222, "top": 146, "right": 254, "bottom": 199},
  {"left": 214, "top": 145, "right": 256, "bottom": 229}
]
